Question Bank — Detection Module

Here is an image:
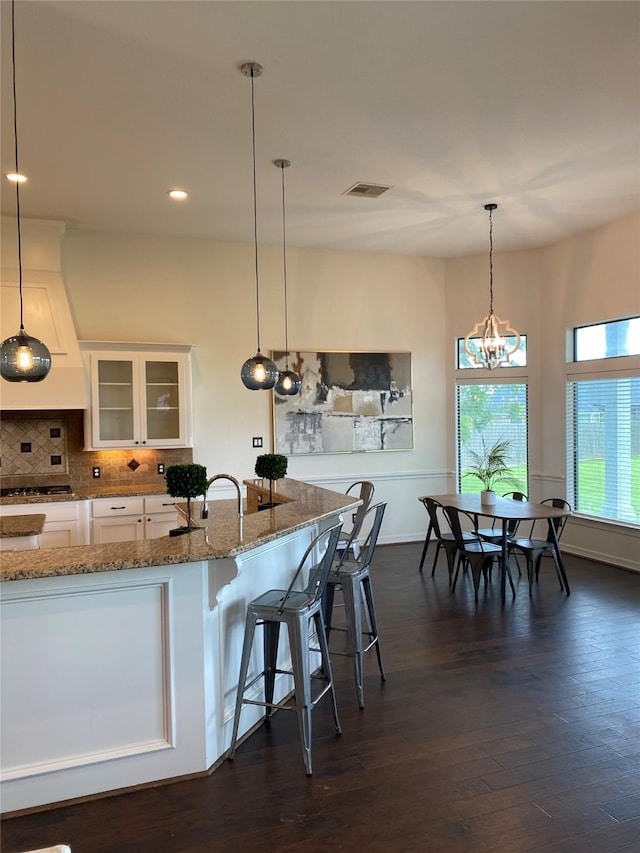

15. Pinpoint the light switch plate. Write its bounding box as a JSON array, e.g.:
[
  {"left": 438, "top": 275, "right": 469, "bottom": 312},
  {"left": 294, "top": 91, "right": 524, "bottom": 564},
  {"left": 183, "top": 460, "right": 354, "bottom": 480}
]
[{"left": 252, "top": 437, "right": 263, "bottom": 448}]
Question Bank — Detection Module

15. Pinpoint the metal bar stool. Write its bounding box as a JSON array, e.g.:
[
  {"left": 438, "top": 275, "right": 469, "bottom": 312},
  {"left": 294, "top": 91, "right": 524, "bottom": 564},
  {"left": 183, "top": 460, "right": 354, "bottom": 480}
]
[
  {"left": 337, "top": 480, "right": 375, "bottom": 560},
  {"left": 228, "top": 522, "right": 343, "bottom": 776},
  {"left": 323, "top": 502, "right": 386, "bottom": 708}
]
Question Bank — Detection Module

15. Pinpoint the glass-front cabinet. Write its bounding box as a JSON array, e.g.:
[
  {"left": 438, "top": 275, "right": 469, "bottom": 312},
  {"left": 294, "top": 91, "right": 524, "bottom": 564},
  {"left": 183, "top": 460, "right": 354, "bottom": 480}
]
[{"left": 81, "top": 343, "right": 193, "bottom": 449}]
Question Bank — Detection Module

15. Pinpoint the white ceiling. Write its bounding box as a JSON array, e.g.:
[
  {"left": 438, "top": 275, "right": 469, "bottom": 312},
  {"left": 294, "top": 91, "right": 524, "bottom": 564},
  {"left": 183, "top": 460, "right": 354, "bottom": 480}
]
[{"left": 1, "top": 0, "right": 638, "bottom": 258}]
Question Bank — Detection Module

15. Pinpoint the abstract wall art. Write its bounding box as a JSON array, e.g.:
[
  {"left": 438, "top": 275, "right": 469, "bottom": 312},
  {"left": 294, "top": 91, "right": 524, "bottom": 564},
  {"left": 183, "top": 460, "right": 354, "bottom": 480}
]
[{"left": 272, "top": 351, "right": 413, "bottom": 455}]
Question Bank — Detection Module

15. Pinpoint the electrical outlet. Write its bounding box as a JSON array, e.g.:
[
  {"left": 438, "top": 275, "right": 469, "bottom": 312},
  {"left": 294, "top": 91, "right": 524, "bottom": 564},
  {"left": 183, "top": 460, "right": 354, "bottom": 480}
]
[
  {"left": 92, "top": 466, "right": 101, "bottom": 479},
  {"left": 352, "top": 512, "right": 357, "bottom": 524},
  {"left": 157, "top": 463, "right": 165, "bottom": 475},
  {"left": 252, "top": 436, "right": 263, "bottom": 448}
]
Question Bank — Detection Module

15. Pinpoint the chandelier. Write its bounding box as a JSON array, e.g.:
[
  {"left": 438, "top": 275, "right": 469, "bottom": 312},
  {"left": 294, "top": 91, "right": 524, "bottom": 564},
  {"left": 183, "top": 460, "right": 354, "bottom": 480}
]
[{"left": 463, "top": 203, "right": 520, "bottom": 370}]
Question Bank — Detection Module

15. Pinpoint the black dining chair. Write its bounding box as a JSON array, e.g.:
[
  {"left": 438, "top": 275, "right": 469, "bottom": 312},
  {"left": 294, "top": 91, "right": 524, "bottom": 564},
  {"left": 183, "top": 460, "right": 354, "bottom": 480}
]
[
  {"left": 418, "top": 497, "right": 473, "bottom": 584},
  {"left": 509, "top": 498, "right": 571, "bottom": 596},
  {"left": 443, "top": 505, "right": 514, "bottom": 603},
  {"left": 476, "top": 491, "right": 527, "bottom": 576}
]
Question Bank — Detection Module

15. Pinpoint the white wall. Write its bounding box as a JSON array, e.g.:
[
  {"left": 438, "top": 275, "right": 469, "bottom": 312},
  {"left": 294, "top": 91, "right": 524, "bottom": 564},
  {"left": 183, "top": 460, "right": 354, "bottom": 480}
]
[
  {"left": 61, "top": 231, "right": 447, "bottom": 543},
  {"left": 537, "top": 213, "right": 640, "bottom": 570}
]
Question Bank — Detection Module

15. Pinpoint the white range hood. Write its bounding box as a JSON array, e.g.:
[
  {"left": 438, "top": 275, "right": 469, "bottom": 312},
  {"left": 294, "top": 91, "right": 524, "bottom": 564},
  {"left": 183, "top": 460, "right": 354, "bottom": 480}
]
[{"left": 0, "top": 217, "right": 88, "bottom": 410}]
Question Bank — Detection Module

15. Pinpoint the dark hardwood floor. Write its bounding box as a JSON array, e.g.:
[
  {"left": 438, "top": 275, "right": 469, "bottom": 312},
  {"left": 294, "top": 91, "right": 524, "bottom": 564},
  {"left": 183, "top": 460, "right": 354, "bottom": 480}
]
[{"left": 3, "top": 544, "right": 640, "bottom": 853}]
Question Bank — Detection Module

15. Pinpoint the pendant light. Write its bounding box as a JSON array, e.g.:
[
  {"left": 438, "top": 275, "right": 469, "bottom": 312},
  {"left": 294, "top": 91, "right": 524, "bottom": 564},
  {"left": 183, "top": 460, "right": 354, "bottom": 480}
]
[
  {"left": 0, "top": 0, "right": 52, "bottom": 383},
  {"left": 273, "top": 159, "right": 301, "bottom": 397},
  {"left": 463, "top": 203, "right": 520, "bottom": 370},
  {"left": 239, "top": 62, "right": 279, "bottom": 391}
]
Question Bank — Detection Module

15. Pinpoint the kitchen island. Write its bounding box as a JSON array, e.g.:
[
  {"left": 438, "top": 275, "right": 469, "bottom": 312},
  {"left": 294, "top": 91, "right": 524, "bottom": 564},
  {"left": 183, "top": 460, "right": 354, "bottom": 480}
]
[{"left": 0, "top": 479, "right": 358, "bottom": 814}]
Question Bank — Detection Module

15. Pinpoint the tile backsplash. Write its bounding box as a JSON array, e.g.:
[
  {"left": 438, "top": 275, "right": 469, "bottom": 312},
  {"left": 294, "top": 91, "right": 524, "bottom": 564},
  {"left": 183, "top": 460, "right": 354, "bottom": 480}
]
[
  {"left": 0, "top": 411, "right": 193, "bottom": 490},
  {"left": 1, "top": 418, "right": 68, "bottom": 476}
]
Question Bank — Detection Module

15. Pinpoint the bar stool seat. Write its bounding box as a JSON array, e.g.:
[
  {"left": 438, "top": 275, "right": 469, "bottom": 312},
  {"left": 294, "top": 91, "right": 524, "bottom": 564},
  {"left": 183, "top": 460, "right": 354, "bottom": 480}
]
[
  {"left": 323, "top": 502, "right": 387, "bottom": 708},
  {"left": 228, "top": 522, "right": 343, "bottom": 776}
]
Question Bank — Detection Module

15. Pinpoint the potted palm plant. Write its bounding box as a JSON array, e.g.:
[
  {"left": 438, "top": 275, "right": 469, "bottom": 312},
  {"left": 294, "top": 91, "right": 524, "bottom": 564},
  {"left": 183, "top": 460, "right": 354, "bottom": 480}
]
[
  {"left": 165, "top": 463, "right": 209, "bottom": 534},
  {"left": 254, "top": 453, "right": 288, "bottom": 510},
  {"left": 463, "top": 438, "right": 522, "bottom": 504}
]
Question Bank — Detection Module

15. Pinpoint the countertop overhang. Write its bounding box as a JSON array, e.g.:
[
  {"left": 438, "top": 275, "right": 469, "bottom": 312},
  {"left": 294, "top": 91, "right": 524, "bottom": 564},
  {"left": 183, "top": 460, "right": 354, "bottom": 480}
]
[
  {"left": 0, "top": 479, "right": 359, "bottom": 582},
  {"left": 0, "top": 513, "right": 46, "bottom": 538}
]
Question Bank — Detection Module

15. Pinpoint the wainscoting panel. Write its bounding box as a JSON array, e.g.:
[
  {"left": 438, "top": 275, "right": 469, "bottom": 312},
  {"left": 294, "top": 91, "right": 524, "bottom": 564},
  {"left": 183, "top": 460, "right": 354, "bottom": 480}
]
[{"left": 1, "top": 579, "right": 174, "bottom": 780}]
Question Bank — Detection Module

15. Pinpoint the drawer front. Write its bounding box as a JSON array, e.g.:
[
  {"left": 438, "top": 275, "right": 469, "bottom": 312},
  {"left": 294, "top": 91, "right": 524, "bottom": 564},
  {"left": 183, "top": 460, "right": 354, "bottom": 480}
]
[
  {"left": 92, "top": 497, "right": 145, "bottom": 517},
  {"left": 144, "top": 495, "right": 180, "bottom": 514},
  {"left": 0, "top": 501, "right": 82, "bottom": 523}
]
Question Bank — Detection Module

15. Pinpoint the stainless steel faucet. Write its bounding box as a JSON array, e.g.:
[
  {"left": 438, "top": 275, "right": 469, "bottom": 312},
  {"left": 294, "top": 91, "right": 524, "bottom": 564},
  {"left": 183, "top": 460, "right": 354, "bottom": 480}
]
[{"left": 201, "top": 474, "right": 243, "bottom": 519}]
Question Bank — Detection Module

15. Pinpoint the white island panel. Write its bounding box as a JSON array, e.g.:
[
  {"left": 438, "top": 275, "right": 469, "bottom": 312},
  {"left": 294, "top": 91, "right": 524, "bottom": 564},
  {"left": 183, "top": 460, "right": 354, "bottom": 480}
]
[{"left": 0, "top": 562, "right": 208, "bottom": 813}]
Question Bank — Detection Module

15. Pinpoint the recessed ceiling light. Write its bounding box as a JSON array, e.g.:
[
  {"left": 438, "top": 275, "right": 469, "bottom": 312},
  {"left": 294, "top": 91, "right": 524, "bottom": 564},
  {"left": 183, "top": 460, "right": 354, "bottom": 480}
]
[
  {"left": 6, "top": 172, "right": 27, "bottom": 183},
  {"left": 167, "top": 189, "right": 188, "bottom": 200}
]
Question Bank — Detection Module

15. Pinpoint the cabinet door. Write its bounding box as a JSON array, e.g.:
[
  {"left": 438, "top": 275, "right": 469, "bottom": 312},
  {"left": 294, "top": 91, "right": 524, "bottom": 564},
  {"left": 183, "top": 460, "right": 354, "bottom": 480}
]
[
  {"left": 92, "top": 516, "right": 145, "bottom": 544},
  {"left": 85, "top": 349, "right": 192, "bottom": 449},
  {"left": 90, "top": 355, "right": 142, "bottom": 448},
  {"left": 145, "top": 512, "right": 178, "bottom": 539},
  {"left": 141, "top": 356, "right": 188, "bottom": 447}
]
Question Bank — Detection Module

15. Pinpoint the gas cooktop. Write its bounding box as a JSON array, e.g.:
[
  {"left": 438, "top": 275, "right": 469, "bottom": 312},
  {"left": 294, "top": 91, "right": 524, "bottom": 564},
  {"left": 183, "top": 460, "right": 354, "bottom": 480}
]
[{"left": 0, "top": 485, "right": 74, "bottom": 498}]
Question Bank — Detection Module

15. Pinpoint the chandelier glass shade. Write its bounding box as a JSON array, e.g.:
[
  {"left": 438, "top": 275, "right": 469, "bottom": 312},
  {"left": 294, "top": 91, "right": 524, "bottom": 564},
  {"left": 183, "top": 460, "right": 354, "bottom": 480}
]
[
  {"left": 463, "top": 203, "right": 520, "bottom": 370},
  {"left": 239, "top": 61, "right": 278, "bottom": 391},
  {"left": 0, "top": 0, "right": 51, "bottom": 383},
  {"left": 273, "top": 159, "right": 301, "bottom": 397}
]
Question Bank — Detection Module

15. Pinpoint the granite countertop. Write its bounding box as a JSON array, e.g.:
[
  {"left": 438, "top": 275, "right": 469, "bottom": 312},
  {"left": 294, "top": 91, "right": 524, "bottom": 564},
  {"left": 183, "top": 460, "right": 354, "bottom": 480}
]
[
  {"left": 0, "top": 484, "right": 169, "bottom": 506},
  {"left": 0, "top": 514, "right": 46, "bottom": 538},
  {"left": 0, "top": 479, "right": 360, "bottom": 582}
]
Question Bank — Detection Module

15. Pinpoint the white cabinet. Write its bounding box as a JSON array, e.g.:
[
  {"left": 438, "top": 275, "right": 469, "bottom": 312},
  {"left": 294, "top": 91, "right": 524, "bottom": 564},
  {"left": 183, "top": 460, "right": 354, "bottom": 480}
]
[
  {"left": 80, "top": 343, "right": 193, "bottom": 450},
  {"left": 91, "top": 495, "right": 179, "bottom": 544},
  {"left": 144, "top": 495, "right": 181, "bottom": 539},
  {"left": 91, "top": 497, "right": 145, "bottom": 544},
  {"left": 0, "top": 501, "right": 90, "bottom": 548}
]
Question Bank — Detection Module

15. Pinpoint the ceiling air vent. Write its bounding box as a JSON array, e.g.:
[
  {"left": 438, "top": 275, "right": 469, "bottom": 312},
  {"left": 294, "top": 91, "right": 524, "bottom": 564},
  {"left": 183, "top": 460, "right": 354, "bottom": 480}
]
[{"left": 343, "top": 182, "right": 391, "bottom": 198}]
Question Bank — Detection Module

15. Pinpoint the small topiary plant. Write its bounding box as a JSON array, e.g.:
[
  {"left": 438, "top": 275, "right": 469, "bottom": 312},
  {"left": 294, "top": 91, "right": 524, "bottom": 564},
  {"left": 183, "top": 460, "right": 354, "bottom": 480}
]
[
  {"left": 254, "top": 453, "right": 288, "bottom": 507},
  {"left": 165, "top": 463, "right": 209, "bottom": 531}
]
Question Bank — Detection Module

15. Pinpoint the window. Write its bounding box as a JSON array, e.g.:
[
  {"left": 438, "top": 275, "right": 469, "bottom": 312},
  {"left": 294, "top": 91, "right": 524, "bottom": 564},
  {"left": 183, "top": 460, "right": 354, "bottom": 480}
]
[
  {"left": 567, "top": 317, "right": 639, "bottom": 524},
  {"left": 574, "top": 317, "right": 640, "bottom": 361},
  {"left": 457, "top": 383, "right": 528, "bottom": 494},
  {"left": 457, "top": 334, "right": 527, "bottom": 369}
]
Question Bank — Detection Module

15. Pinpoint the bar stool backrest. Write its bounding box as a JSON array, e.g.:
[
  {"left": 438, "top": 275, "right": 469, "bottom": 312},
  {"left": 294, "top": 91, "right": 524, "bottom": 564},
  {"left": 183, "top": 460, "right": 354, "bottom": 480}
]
[
  {"left": 278, "top": 522, "right": 342, "bottom": 613},
  {"left": 335, "top": 501, "right": 386, "bottom": 574},
  {"left": 345, "top": 480, "right": 375, "bottom": 537}
]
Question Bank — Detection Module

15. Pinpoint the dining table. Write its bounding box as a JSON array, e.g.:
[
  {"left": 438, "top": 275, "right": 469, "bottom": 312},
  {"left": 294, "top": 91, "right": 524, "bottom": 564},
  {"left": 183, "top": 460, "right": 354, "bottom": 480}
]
[{"left": 418, "top": 493, "right": 572, "bottom": 605}]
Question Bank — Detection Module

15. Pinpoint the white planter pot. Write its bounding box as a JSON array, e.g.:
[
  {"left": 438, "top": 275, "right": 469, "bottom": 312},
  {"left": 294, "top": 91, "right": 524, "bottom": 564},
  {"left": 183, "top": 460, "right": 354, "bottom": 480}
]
[{"left": 481, "top": 490, "right": 496, "bottom": 505}]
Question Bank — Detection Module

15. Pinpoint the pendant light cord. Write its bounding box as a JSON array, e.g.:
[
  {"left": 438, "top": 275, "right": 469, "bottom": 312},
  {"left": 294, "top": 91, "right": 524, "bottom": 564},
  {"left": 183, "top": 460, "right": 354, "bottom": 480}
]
[
  {"left": 250, "top": 68, "right": 261, "bottom": 353},
  {"left": 11, "top": 0, "right": 25, "bottom": 332},
  {"left": 279, "top": 162, "right": 290, "bottom": 370},
  {"left": 488, "top": 205, "right": 494, "bottom": 318}
]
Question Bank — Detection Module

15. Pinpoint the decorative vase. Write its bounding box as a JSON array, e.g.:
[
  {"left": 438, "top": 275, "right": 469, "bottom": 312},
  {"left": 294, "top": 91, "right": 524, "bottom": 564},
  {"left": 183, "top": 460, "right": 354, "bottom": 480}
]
[{"left": 481, "top": 489, "right": 496, "bottom": 505}]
